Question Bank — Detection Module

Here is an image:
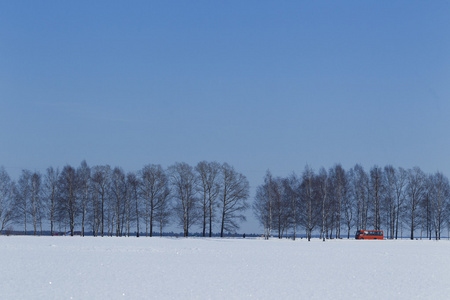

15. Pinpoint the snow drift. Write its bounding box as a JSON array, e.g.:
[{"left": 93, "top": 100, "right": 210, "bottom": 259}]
[{"left": 0, "top": 236, "right": 448, "bottom": 299}]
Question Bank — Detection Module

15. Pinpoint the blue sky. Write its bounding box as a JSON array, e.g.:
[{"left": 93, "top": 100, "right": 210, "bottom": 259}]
[{"left": 1, "top": 1, "right": 450, "bottom": 233}]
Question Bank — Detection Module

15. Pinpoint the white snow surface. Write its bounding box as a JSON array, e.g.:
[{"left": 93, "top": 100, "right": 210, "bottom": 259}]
[{"left": 1, "top": 236, "right": 449, "bottom": 299}]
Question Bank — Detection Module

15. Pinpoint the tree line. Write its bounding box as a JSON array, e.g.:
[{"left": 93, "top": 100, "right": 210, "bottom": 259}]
[
  {"left": 0, "top": 161, "right": 250, "bottom": 237},
  {"left": 253, "top": 164, "right": 450, "bottom": 241}
]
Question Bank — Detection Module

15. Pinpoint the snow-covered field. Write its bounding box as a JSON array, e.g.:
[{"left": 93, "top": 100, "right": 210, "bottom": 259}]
[{"left": 1, "top": 236, "right": 449, "bottom": 299}]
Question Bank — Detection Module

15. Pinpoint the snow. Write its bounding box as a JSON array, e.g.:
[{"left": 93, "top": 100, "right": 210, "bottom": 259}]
[{"left": 1, "top": 236, "right": 449, "bottom": 299}]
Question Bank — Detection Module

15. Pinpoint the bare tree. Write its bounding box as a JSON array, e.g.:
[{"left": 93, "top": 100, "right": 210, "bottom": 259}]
[
  {"left": 369, "top": 166, "right": 383, "bottom": 230},
  {"left": 219, "top": 163, "right": 250, "bottom": 237},
  {"left": 111, "top": 167, "right": 127, "bottom": 237},
  {"left": 91, "top": 165, "right": 111, "bottom": 237},
  {"left": 299, "top": 165, "right": 319, "bottom": 241},
  {"left": 77, "top": 161, "right": 90, "bottom": 237},
  {"left": 89, "top": 175, "right": 101, "bottom": 236},
  {"left": 430, "top": 172, "right": 450, "bottom": 239},
  {"left": 195, "top": 161, "right": 221, "bottom": 237},
  {"left": 394, "top": 167, "right": 407, "bottom": 239},
  {"left": 270, "top": 177, "right": 287, "bottom": 239},
  {"left": 352, "top": 164, "right": 369, "bottom": 231},
  {"left": 282, "top": 173, "right": 300, "bottom": 240},
  {"left": 57, "top": 165, "right": 79, "bottom": 236},
  {"left": 168, "top": 162, "right": 199, "bottom": 237},
  {"left": 126, "top": 172, "right": 140, "bottom": 237},
  {"left": 139, "top": 164, "right": 167, "bottom": 237},
  {"left": 341, "top": 175, "right": 353, "bottom": 239},
  {"left": 383, "top": 165, "right": 396, "bottom": 239},
  {"left": 405, "top": 167, "right": 426, "bottom": 240},
  {"left": 0, "top": 167, "right": 14, "bottom": 234},
  {"left": 422, "top": 174, "right": 434, "bottom": 239},
  {"left": 15, "top": 170, "right": 32, "bottom": 235},
  {"left": 316, "top": 168, "right": 329, "bottom": 241},
  {"left": 30, "top": 172, "right": 43, "bottom": 235},
  {"left": 123, "top": 172, "right": 137, "bottom": 237},
  {"left": 253, "top": 170, "right": 275, "bottom": 239},
  {"left": 155, "top": 186, "right": 171, "bottom": 237},
  {"left": 329, "top": 164, "right": 347, "bottom": 238},
  {"left": 43, "top": 167, "right": 59, "bottom": 235}
]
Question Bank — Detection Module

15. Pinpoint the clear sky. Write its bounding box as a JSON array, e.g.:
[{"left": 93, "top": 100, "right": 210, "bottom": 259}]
[{"left": 1, "top": 1, "right": 450, "bottom": 233}]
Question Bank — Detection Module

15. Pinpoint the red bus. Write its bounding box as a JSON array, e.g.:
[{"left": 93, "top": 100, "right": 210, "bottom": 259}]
[{"left": 355, "top": 230, "right": 383, "bottom": 240}]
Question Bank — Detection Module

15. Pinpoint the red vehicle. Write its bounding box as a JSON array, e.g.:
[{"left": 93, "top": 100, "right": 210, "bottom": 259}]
[{"left": 355, "top": 230, "right": 384, "bottom": 240}]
